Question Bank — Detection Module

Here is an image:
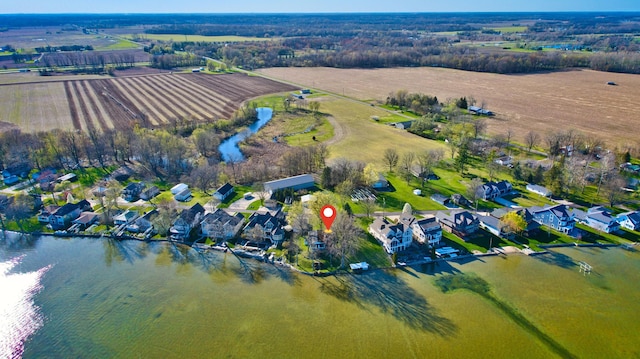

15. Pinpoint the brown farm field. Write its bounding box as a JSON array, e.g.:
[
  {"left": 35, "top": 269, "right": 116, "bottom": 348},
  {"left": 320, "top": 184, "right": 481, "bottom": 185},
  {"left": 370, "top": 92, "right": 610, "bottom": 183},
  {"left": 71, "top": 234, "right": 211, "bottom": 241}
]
[
  {"left": 257, "top": 67, "right": 640, "bottom": 146},
  {"left": 0, "top": 73, "right": 298, "bottom": 132}
]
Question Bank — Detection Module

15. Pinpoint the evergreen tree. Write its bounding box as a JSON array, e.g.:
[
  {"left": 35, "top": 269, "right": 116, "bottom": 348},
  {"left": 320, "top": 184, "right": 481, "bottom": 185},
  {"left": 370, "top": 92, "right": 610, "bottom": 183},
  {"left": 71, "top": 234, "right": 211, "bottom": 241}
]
[{"left": 455, "top": 142, "right": 470, "bottom": 174}]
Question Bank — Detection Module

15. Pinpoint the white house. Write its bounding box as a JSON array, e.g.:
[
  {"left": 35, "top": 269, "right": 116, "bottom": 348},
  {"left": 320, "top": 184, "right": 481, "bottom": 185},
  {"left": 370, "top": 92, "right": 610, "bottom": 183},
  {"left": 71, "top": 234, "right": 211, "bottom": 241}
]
[
  {"left": 170, "top": 183, "right": 189, "bottom": 195},
  {"left": 369, "top": 216, "right": 414, "bottom": 254},
  {"left": 213, "top": 183, "right": 234, "bottom": 201},
  {"left": 411, "top": 216, "right": 442, "bottom": 247},
  {"left": 617, "top": 211, "right": 640, "bottom": 231},
  {"left": 526, "top": 183, "right": 552, "bottom": 197}
]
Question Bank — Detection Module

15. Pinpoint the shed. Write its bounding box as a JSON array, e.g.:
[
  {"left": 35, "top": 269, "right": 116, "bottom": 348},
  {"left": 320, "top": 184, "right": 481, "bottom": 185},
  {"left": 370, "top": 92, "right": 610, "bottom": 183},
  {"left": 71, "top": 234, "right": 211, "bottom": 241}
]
[
  {"left": 264, "top": 174, "right": 315, "bottom": 195},
  {"left": 170, "top": 183, "right": 189, "bottom": 195}
]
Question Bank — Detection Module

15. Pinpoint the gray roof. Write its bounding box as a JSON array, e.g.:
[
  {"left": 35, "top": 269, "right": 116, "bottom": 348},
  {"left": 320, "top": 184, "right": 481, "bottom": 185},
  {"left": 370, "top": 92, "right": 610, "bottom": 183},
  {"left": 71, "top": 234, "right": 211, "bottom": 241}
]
[
  {"left": 415, "top": 217, "right": 440, "bottom": 232},
  {"left": 478, "top": 214, "right": 501, "bottom": 230},
  {"left": 215, "top": 183, "right": 234, "bottom": 196},
  {"left": 264, "top": 174, "right": 315, "bottom": 193}
]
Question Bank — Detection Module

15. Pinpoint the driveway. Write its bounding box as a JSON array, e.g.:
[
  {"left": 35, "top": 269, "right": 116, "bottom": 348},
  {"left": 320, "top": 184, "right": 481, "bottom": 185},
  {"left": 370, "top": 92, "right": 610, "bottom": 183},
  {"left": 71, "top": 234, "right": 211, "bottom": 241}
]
[{"left": 228, "top": 192, "right": 262, "bottom": 211}]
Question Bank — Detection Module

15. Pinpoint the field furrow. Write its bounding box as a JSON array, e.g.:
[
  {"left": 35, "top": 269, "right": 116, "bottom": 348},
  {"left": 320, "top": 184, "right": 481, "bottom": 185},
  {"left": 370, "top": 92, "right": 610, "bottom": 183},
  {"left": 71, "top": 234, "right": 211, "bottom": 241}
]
[
  {"left": 126, "top": 77, "right": 190, "bottom": 121},
  {"left": 137, "top": 76, "right": 211, "bottom": 120},
  {"left": 171, "top": 75, "right": 237, "bottom": 118},
  {"left": 164, "top": 74, "right": 230, "bottom": 116},
  {"left": 88, "top": 80, "right": 139, "bottom": 128},
  {"left": 112, "top": 78, "right": 173, "bottom": 124},
  {"left": 71, "top": 81, "right": 97, "bottom": 132},
  {"left": 63, "top": 81, "right": 83, "bottom": 131},
  {"left": 78, "top": 80, "right": 114, "bottom": 131}
]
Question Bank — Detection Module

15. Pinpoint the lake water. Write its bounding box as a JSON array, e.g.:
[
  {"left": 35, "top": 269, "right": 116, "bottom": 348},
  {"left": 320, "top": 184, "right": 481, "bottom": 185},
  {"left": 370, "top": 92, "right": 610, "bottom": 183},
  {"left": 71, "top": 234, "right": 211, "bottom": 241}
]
[
  {"left": 2, "top": 234, "right": 640, "bottom": 358},
  {"left": 218, "top": 107, "right": 273, "bottom": 162}
]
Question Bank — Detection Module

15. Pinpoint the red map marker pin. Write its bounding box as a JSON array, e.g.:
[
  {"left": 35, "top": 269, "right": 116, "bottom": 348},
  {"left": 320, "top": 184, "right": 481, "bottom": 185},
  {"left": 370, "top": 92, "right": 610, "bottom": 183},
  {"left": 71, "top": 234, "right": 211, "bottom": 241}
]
[{"left": 320, "top": 205, "right": 337, "bottom": 233}]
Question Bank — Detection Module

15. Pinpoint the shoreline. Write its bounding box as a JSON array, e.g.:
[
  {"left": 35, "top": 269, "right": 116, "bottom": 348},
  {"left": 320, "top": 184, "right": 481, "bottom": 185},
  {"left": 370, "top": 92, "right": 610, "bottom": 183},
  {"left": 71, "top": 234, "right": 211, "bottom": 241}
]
[{"left": 2, "top": 229, "right": 636, "bottom": 277}]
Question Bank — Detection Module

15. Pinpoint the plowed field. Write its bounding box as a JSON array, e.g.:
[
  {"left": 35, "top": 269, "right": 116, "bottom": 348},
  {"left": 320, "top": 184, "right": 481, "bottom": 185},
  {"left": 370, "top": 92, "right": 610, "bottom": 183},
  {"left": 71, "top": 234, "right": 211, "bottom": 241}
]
[
  {"left": 257, "top": 67, "right": 640, "bottom": 146},
  {"left": 0, "top": 72, "right": 298, "bottom": 132}
]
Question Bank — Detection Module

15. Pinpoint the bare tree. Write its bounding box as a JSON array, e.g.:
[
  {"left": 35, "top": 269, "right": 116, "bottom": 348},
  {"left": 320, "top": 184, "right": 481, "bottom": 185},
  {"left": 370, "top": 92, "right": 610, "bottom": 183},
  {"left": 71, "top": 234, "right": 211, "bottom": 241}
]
[
  {"left": 327, "top": 213, "right": 361, "bottom": 269},
  {"left": 400, "top": 151, "right": 415, "bottom": 184},
  {"left": 188, "top": 162, "right": 219, "bottom": 194},
  {"left": 472, "top": 119, "right": 487, "bottom": 139},
  {"left": 603, "top": 173, "right": 626, "bottom": 207},
  {"left": 360, "top": 198, "right": 377, "bottom": 218},
  {"left": 525, "top": 131, "right": 540, "bottom": 153},
  {"left": 466, "top": 177, "right": 485, "bottom": 210},
  {"left": 596, "top": 152, "right": 617, "bottom": 195},
  {"left": 383, "top": 148, "right": 399, "bottom": 172}
]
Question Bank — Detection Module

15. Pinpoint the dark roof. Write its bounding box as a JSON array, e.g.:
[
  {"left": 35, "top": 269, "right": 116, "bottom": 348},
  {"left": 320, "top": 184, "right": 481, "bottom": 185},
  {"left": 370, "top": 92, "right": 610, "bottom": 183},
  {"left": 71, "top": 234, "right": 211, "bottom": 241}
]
[
  {"left": 202, "top": 209, "right": 244, "bottom": 227},
  {"left": 54, "top": 199, "right": 91, "bottom": 216},
  {"left": 215, "top": 183, "right": 234, "bottom": 196},
  {"left": 179, "top": 203, "right": 205, "bottom": 222},
  {"left": 531, "top": 204, "right": 571, "bottom": 219},
  {"left": 124, "top": 182, "right": 145, "bottom": 191}
]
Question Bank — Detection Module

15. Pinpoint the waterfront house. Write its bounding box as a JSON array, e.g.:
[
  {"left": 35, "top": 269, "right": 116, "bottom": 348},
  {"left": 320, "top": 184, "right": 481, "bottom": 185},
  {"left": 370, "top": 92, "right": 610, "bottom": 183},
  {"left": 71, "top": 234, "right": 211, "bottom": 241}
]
[
  {"left": 572, "top": 206, "right": 620, "bottom": 234},
  {"left": 213, "top": 183, "right": 235, "bottom": 202},
  {"left": 72, "top": 212, "right": 99, "bottom": 230},
  {"left": 530, "top": 204, "right": 575, "bottom": 234},
  {"left": 369, "top": 216, "right": 414, "bottom": 254},
  {"left": 38, "top": 205, "right": 60, "bottom": 223},
  {"left": 306, "top": 230, "right": 327, "bottom": 252},
  {"left": 126, "top": 210, "right": 158, "bottom": 234},
  {"left": 200, "top": 208, "right": 245, "bottom": 241},
  {"left": 478, "top": 214, "right": 509, "bottom": 238},
  {"left": 122, "top": 182, "right": 146, "bottom": 202},
  {"left": 113, "top": 210, "right": 139, "bottom": 226},
  {"left": 169, "top": 203, "right": 205, "bottom": 241},
  {"left": 490, "top": 208, "right": 540, "bottom": 236},
  {"left": 617, "top": 211, "right": 640, "bottom": 231},
  {"left": 49, "top": 199, "right": 92, "bottom": 230},
  {"left": 243, "top": 208, "right": 286, "bottom": 245},
  {"left": 435, "top": 211, "right": 480, "bottom": 238},
  {"left": 411, "top": 216, "right": 442, "bottom": 247}
]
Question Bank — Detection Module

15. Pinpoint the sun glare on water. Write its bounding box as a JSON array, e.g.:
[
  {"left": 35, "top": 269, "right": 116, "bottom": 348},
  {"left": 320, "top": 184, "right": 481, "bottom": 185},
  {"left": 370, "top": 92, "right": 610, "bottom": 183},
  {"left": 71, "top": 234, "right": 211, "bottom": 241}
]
[{"left": 0, "top": 256, "right": 51, "bottom": 359}]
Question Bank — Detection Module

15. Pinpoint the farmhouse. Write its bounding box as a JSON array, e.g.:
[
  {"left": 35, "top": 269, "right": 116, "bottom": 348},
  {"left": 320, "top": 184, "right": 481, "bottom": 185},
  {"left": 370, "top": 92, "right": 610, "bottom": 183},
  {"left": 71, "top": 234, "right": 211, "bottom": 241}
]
[
  {"left": 263, "top": 174, "right": 315, "bottom": 195},
  {"left": 617, "top": 211, "right": 640, "bottom": 231},
  {"left": 213, "top": 183, "right": 235, "bottom": 201},
  {"left": 435, "top": 211, "right": 480, "bottom": 238},
  {"left": 200, "top": 208, "right": 245, "bottom": 241},
  {"left": 526, "top": 183, "right": 552, "bottom": 197},
  {"left": 411, "top": 216, "right": 442, "bottom": 247},
  {"left": 572, "top": 206, "right": 620, "bottom": 234},
  {"left": 530, "top": 204, "right": 575, "bottom": 234},
  {"left": 369, "top": 216, "right": 414, "bottom": 254}
]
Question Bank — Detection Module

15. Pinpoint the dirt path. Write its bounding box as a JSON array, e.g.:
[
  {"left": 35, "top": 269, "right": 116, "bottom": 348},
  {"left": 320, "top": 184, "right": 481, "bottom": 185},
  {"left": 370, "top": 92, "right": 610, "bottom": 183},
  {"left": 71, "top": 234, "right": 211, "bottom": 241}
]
[{"left": 324, "top": 116, "right": 346, "bottom": 146}]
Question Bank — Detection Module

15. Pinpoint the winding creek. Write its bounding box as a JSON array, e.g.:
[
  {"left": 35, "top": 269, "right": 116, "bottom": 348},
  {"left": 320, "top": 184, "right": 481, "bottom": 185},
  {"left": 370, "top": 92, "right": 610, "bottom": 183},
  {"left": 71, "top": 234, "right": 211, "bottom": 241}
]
[
  {"left": 1, "top": 234, "right": 640, "bottom": 358},
  {"left": 218, "top": 107, "right": 273, "bottom": 162}
]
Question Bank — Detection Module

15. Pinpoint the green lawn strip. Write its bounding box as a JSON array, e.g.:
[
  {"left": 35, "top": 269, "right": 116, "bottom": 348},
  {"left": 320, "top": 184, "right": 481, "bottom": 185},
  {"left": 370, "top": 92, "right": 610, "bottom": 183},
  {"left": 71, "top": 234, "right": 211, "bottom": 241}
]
[
  {"left": 284, "top": 116, "right": 333, "bottom": 146},
  {"left": 246, "top": 200, "right": 261, "bottom": 210},
  {"left": 575, "top": 223, "right": 625, "bottom": 245}
]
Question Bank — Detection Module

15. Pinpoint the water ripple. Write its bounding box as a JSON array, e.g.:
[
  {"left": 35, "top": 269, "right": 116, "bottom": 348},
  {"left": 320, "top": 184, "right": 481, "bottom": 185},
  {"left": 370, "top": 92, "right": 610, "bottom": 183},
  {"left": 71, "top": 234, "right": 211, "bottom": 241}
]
[{"left": 0, "top": 255, "right": 51, "bottom": 359}]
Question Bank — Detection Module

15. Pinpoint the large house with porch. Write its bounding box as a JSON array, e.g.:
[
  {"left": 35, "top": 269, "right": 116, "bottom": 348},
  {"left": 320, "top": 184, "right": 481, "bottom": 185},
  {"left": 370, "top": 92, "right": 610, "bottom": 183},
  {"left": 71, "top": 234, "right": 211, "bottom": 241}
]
[
  {"left": 411, "top": 216, "right": 442, "bottom": 247},
  {"left": 369, "top": 216, "right": 414, "bottom": 254},
  {"left": 476, "top": 180, "right": 512, "bottom": 200},
  {"left": 530, "top": 204, "right": 575, "bottom": 234},
  {"left": 572, "top": 206, "right": 620, "bottom": 234},
  {"left": 617, "top": 211, "right": 640, "bottom": 231},
  {"left": 200, "top": 208, "right": 245, "bottom": 241},
  {"left": 243, "top": 208, "right": 286, "bottom": 245},
  {"left": 48, "top": 199, "right": 93, "bottom": 230},
  {"left": 435, "top": 211, "right": 480, "bottom": 238},
  {"left": 169, "top": 203, "right": 205, "bottom": 241}
]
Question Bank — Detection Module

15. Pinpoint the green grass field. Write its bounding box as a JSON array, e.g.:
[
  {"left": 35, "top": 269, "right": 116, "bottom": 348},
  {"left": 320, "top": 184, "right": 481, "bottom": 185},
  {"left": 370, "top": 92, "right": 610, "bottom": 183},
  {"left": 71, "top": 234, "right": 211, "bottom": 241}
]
[
  {"left": 490, "top": 26, "right": 528, "bottom": 33},
  {"left": 97, "top": 39, "right": 140, "bottom": 50},
  {"left": 127, "top": 34, "right": 271, "bottom": 42},
  {"left": 320, "top": 97, "right": 449, "bottom": 169}
]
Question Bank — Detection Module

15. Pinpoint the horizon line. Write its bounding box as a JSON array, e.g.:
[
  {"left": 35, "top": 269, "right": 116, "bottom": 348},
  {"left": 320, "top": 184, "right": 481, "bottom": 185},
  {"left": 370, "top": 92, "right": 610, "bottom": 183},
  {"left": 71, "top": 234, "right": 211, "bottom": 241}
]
[{"left": 2, "top": 10, "right": 640, "bottom": 15}]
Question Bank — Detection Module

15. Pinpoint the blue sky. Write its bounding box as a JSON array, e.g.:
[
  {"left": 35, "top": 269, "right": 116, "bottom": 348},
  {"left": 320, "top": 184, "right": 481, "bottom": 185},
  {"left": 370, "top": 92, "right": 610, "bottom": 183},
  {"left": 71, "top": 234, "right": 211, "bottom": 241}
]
[{"left": 3, "top": 0, "right": 639, "bottom": 13}]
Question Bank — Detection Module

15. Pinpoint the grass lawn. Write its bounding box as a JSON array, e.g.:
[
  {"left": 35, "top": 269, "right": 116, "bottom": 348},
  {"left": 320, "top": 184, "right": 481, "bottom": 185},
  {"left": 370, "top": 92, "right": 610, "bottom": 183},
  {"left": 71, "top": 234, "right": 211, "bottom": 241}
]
[
  {"left": 246, "top": 200, "right": 262, "bottom": 210},
  {"left": 97, "top": 39, "right": 140, "bottom": 50},
  {"left": 319, "top": 97, "right": 448, "bottom": 168},
  {"left": 216, "top": 185, "right": 252, "bottom": 208},
  {"left": 376, "top": 173, "right": 448, "bottom": 212},
  {"left": 283, "top": 116, "right": 333, "bottom": 146},
  {"left": 575, "top": 224, "right": 628, "bottom": 245},
  {"left": 75, "top": 166, "right": 116, "bottom": 187},
  {"left": 490, "top": 26, "right": 528, "bottom": 33}
]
